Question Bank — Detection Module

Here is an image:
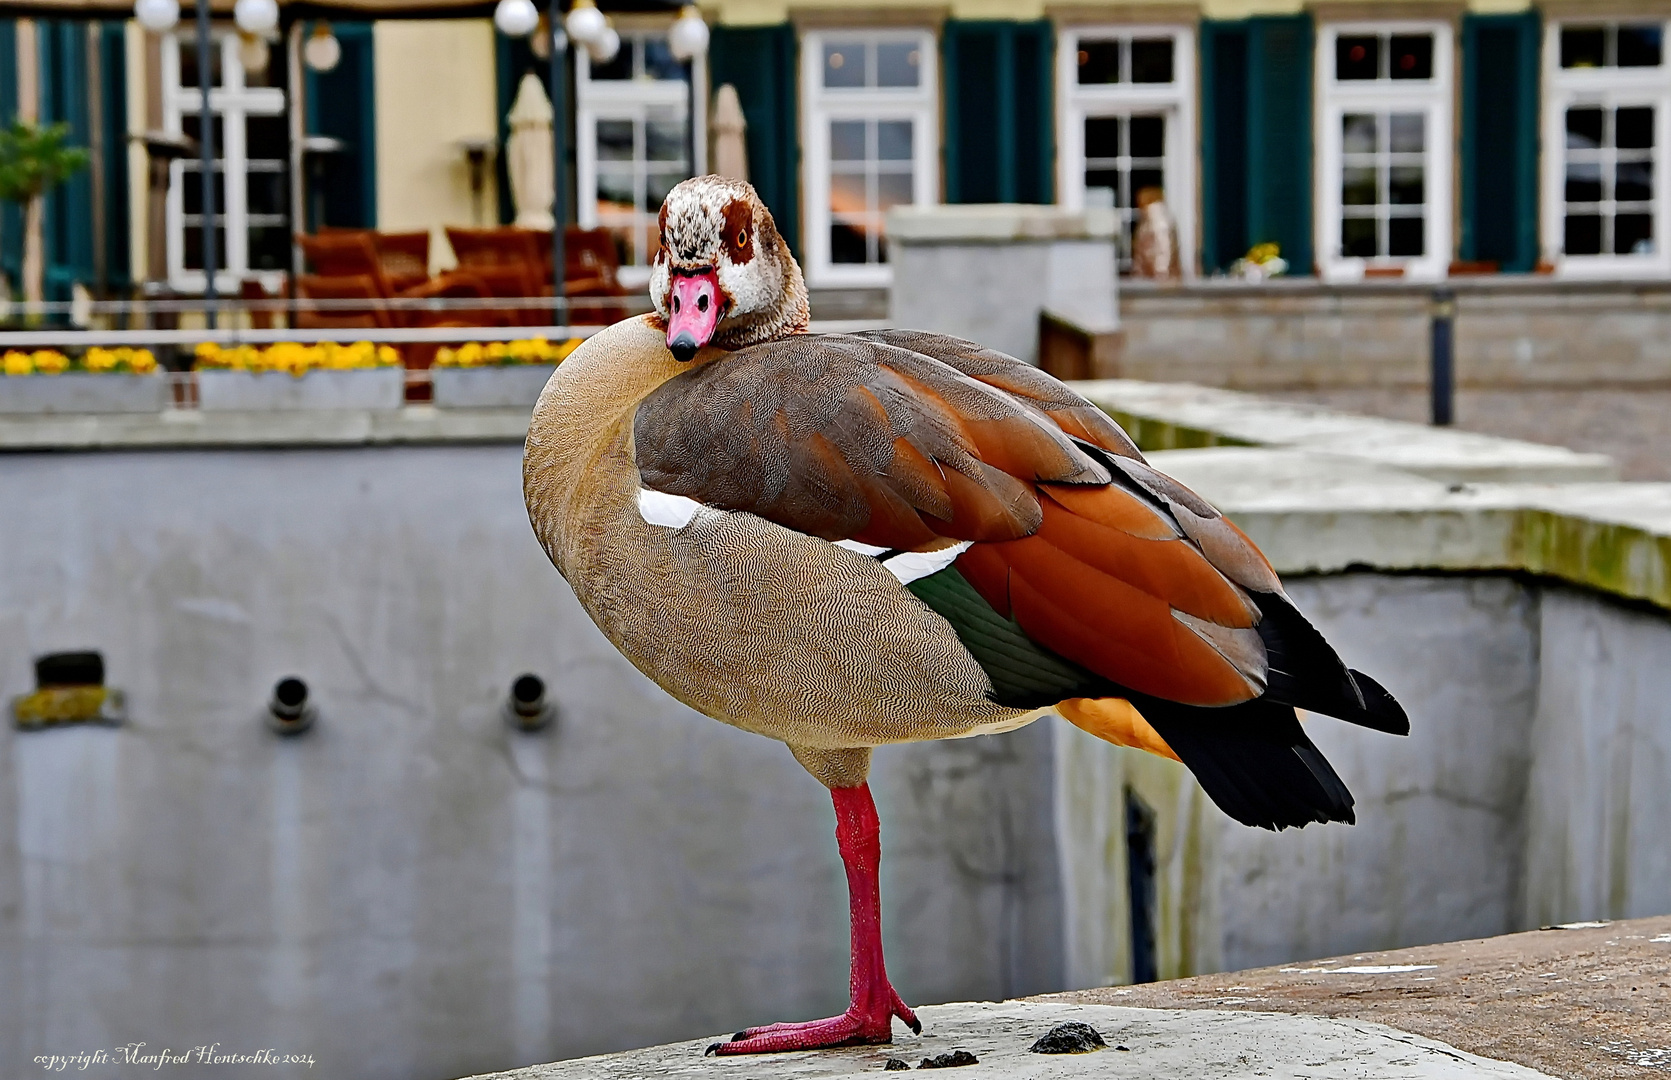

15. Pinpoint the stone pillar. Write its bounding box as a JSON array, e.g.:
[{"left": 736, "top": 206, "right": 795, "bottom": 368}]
[{"left": 886, "top": 204, "right": 1119, "bottom": 365}]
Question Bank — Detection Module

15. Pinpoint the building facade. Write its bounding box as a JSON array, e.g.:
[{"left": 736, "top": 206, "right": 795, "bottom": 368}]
[{"left": 0, "top": 0, "right": 1663, "bottom": 298}]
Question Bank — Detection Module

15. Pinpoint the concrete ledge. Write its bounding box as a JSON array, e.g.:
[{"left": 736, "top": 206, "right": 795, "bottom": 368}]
[
  {"left": 1074, "top": 379, "right": 1617, "bottom": 484},
  {"left": 463, "top": 1000, "right": 1556, "bottom": 1079},
  {"left": 887, "top": 204, "right": 1119, "bottom": 243},
  {"left": 1050, "top": 914, "right": 1671, "bottom": 1080},
  {"left": 0, "top": 404, "right": 532, "bottom": 451}
]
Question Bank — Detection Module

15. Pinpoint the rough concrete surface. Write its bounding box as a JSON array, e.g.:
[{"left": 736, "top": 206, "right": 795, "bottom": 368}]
[
  {"left": 463, "top": 1001, "right": 1556, "bottom": 1079},
  {"left": 1053, "top": 916, "right": 1671, "bottom": 1079}
]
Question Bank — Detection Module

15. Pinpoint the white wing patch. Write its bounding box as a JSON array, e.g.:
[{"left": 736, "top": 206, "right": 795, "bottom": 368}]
[
  {"left": 641, "top": 489, "right": 968, "bottom": 584},
  {"left": 637, "top": 488, "right": 707, "bottom": 529}
]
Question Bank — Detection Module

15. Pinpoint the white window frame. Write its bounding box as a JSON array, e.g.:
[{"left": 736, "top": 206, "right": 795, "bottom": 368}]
[
  {"left": 801, "top": 28, "right": 939, "bottom": 288},
  {"left": 1056, "top": 25, "right": 1196, "bottom": 278},
  {"left": 576, "top": 26, "right": 707, "bottom": 290},
  {"left": 162, "top": 30, "right": 286, "bottom": 294},
  {"left": 1315, "top": 21, "right": 1454, "bottom": 282},
  {"left": 1542, "top": 20, "right": 1671, "bottom": 279}
]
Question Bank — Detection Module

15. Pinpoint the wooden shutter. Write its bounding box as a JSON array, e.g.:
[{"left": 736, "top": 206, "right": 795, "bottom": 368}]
[
  {"left": 944, "top": 20, "right": 1054, "bottom": 205},
  {"left": 709, "top": 25, "right": 801, "bottom": 257},
  {"left": 1462, "top": 12, "right": 1540, "bottom": 271},
  {"left": 306, "top": 22, "right": 376, "bottom": 229}
]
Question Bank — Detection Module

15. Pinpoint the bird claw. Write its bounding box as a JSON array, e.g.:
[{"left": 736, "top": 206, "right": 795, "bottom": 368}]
[{"left": 708, "top": 994, "right": 919, "bottom": 1056}]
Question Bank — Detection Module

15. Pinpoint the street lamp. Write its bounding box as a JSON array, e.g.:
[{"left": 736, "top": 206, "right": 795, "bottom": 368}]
[
  {"left": 494, "top": 0, "right": 541, "bottom": 38},
  {"left": 134, "top": 0, "right": 180, "bottom": 33},
  {"left": 668, "top": 5, "right": 709, "bottom": 180}
]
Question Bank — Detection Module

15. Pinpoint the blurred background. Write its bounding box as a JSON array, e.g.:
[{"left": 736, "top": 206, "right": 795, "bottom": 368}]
[{"left": 0, "top": 0, "right": 1668, "bottom": 1077}]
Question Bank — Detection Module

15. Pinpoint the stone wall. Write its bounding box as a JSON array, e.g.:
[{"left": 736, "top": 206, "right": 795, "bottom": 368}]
[{"left": 1111, "top": 279, "right": 1671, "bottom": 389}]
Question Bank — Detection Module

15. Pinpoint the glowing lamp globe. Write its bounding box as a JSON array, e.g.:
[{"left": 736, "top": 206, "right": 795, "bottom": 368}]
[
  {"left": 669, "top": 6, "right": 709, "bottom": 61},
  {"left": 233, "top": 0, "right": 279, "bottom": 36},
  {"left": 134, "top": 0, "right": 180, "bottom": 34},
  {"left": 494, "top": 0, "right": 540, "bottom": 38},
  {"left": 565, "top": 0, "right": 606, "bottom": 48}
]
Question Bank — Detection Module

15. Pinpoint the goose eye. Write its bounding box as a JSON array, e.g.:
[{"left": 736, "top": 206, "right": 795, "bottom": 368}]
[{"left": 736, "top": 229, "right": 748, "bottom": 247}]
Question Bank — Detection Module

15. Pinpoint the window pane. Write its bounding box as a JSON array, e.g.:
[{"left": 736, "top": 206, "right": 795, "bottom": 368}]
[
  {"left": 597, "top": 119, "right": 633, "bottom": 161},
  {"left": 180, "top": 114, "right": 225, "bottom": 151},
  {"left": 1129, "top": 170, "right": 1164, "bottom": 202},
  {"left": 1129, "top": 115, "right": 1165, "bottom": 158},
  {"left": 643, "top": 37, "right": 685, "bottom": 81},
  {"left": 824, "top": 42, "right": 865, "bottom": 88},
  {"left": 247, "top": 171, "right": 285, "bottom": 216},
  {"left": 1336, "top": 35, "right": 1379, "bottom": 80},
  {"left": 1561, "top": 27, "right": 1606, "bottom": 68},
  {"left": 1564, "top": 214, "right": 1603, "bottom": 254},
  {"left": 248, "top": 225, "right": 288, "bottom": 271},
  {"left": 1618, "top": 25, "right": 1663, "bottom": 67},
  {"left": 830, "top": 172, "right": 867, "bottom": 214},
  {"left": 646, "top": 115, "right": 685, "bottom": 163},
  {"left": 1390, "top": 35, "right": 1432, "bottom": 79},
  {"left": 596, "top": 170, "right": 635, "bottom": 211},
  {"left": 646, "top": 171, "right": 682, "bottom": 209},
  {"left": 876, "top": 42, "right": 921, "bottom": 87},
  {"left": 1389, "top": 113, "right": 1424, "bottom": 153},
  {"left": 183, "top": 224, "right": 227, "bottom": 271},
  {"left": 246, "top": 115, "right": 286, "bottom": 160},
  {"left": 1130, "top": 39, "right": 1173, "bottom": 83},
  {"left": 1342, "top": 166, "right": 1377, "bottom": 205},
  {"left": 1077, "top": 40, "right": 1120, "bottom": 84},
  {"left": 176, "top": 36, "right": 223, "bottom": 89},
  {"left": 1343, "top": 114, "right": 1377, "bottom": 154},
  {"left": 1617, "top": 106, "right": 1655, "bottom": 149},
  {"left": 1567, "top": 108, "right": 1604, "bottom": 151},
  {"left": 830, "top": 121, "right": 866, "bottom": 161},
  {"left": 1389, "top": 165, "right": 1424, "bottom": 205},
  {"left": 1342, "top": 217, "right": 1378, "bottom": 257},
  {"left": 877, "top": 172, "right": 913, "bottom": 209},
  {"left": 1616, "top": 213, "right": 1654, "bottom": 253},
  {"left": 1084, "top": 170, "right": 1119, "bottom": 198},
  {"left": 1388, "top": 216, "right": 1424, "bottom": 256},
  {"left": 1617, "top": 160, "right": 1653, "bottom": 202},
  {"left": 590, "top": 39, "right": 634, "bottom": 80},
  {"left": 830, "top": 221, "right": 868, "bottom": 262},
  {"left": 181, "top": 167, "right": 226, "bottom": 215},
  {"left": 876, "top": 121, "right": 913, "bottom": 161},
  {"left": 1085, "top": 117, "right": 1121, "bottom": 159},
  {"left": 1566, "top": 161, "right": 1603, "bottom": 202}
]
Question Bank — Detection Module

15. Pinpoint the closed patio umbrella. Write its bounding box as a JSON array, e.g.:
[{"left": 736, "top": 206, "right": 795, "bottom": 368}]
[
  {"left": 710, "top": 83, "right": 748, "bottom": 182},
  {"left": 506, "top": 71, "right": 555, "bottom": 231}
]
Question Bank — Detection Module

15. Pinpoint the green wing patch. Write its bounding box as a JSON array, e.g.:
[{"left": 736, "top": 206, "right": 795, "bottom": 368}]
[{"left": 907, "top": 565, "right": 1108, "bottom": 709}]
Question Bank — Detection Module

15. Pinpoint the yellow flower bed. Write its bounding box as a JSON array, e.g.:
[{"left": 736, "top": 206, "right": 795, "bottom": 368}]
[
  {"left": 434, "top": 337, "right": 581, "bottom": 368},
  {"left": 2, "top": 347, "right": 158, "bottom": 376},
  {"left": 195, "top": 341, "right": 401, "bottom": 377}
]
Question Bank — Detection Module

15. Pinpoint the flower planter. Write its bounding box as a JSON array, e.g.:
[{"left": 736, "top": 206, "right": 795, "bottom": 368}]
[
  {"left": 196, "top": 368, "right": 405, "bottom": 412},
  {"left": 0, "top": 373, "right": 168, "bottom": 414},
  {"left": 431, "top": 364, "right": 558, "bottom": 409}
]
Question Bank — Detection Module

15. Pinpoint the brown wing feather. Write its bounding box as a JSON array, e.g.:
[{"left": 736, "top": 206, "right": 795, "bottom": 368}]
[{"left": 633, "top": 332, "right": 1270, "bottom": 708}]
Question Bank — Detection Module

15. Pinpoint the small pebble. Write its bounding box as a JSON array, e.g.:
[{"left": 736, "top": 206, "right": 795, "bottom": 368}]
[
  {"left": 1116, "top": 1045, "right": 1130, "bottom": 1051},
  {"left": 1028, "top": 1021, "right": 1107, "bottom": 1054},
  {"left": 918, "top": 1049, "right": 979, "bottom": 1069},
  {"left": 883, "top": 1059, "right": 911, "bottom": 1071}
]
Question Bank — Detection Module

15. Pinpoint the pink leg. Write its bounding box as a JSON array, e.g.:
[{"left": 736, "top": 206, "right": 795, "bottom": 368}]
[{"left": 707, "top": 783, "right": 920, "bottom": 1055}]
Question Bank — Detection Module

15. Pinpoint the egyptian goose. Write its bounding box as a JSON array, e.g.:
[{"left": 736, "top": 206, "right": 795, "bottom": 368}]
[{"left": 522, "top": 176, "right": 1408, "bottom": 1055}]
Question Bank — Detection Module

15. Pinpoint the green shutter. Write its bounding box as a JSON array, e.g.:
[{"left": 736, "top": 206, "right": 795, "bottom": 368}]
[
  {"left": 943, "top": 20, "right": 1053, "bottom": 204},
  {"left": 98, "top": 22, "right": 128, "bottom": 290},
  {"left": 1, "top": 19, "right": 21, "bottom": 289},
  {"left": 709, "top": 25, "right": 800, "bottom": 256},
  {"left": 1201, "top": 15, "right": 1313, "bottom": 273},
  {"left": 1462, "top": 12, "right": 1539, "bottom": 272},
  {"left": 39, "top": 19, "right": 95, "bottom": 300},
  {"left": 305, "top": 22, "right": 375, "bottom": 229}
]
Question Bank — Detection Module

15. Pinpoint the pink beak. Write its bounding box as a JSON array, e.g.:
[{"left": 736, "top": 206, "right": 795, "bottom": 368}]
[{"left": 666, "top": 270, "right": 723, "bottom": 362}]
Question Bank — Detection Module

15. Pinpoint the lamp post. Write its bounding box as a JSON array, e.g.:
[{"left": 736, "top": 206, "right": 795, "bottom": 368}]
[
  {"left": 193, "top": 0, "right": 216, "bottom": 326},
  {"left": 669, "top": 4, "right": 709, "bottom": 182},
  {"left": 548, "top": 19, "right": 568, "bottom": 322}
]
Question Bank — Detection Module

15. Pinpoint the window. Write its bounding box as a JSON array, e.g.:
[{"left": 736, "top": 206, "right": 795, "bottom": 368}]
[
  {"left": 1543, "top": 21, "right": 1671, "bottom": 277},
  {"left": 1058, "top": 27, "right": 1195, "bottom": 275},
  {"left": 162, "top": 31, "right": 287, "bottom": 291},
  {"left": 1316, "top": 23, "right": 1453, "bottom": 281},
  {"left": 576, "top": 29, "right": 705, "bottom": 287},
  {"left": 801, "top": 30, "right": 937, "bottom": 285}
]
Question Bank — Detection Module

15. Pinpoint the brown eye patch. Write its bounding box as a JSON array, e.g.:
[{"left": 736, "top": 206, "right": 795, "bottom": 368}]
[{"left": 722, "top": 199, "right": 755, "bottom": 264}]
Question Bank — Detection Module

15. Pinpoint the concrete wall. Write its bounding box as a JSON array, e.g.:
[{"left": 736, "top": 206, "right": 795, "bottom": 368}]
[
  {"left": 1112, "top": 281, "right": 1671, "bottom": 389},
  {"left": 2, "top": 443, "right": 1669, "bottom": 1078}
]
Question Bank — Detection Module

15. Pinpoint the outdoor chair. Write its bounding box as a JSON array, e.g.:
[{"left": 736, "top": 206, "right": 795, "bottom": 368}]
[{"left": 297, "top": 231, "right": 501, "bottom": 332}]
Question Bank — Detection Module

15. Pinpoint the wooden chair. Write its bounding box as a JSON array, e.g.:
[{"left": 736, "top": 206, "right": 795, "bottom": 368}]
[
  {"left": 563, "top": 227, "right": 632, "bottom": 326},
  {"left": 297, "top": 231, "right": 501, "bottom": 331},
  {"left": 293, "top": 273, "right": 394, "bottom": 331},
  {"left": 373, "top": 230, "right": 432, "bottom": 293}
]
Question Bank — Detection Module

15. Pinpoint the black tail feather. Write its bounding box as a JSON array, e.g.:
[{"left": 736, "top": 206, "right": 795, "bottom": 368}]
[
  {"left": 1139, "top": 695, "right": 1357, "bottom": 831},
  {"left": 1254, "top": 591, "right": 1410, "bottom": 736}
]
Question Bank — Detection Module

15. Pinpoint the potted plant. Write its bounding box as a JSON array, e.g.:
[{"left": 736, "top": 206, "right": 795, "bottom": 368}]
[
  {"left": 0, "top": 347, "right": 167, "bottom": 414},
  {"left": 430, "top": 337, "right": 579, "bottom": 409},
  {"left": 194, "top": 341, "right": 405, "bottom": 411},
  {"left": 0, "top": 121, "right": 89, "bottom": 308}
]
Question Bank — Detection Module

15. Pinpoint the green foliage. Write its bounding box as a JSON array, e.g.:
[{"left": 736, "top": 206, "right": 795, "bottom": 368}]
[{"left": 0, "top": 120, "right": 89, "bottom": 206}]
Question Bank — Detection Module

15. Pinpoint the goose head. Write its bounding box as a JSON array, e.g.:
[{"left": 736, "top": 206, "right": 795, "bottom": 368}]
[{"left": 651, "top": 176, "right": 809, "bottom": 361}]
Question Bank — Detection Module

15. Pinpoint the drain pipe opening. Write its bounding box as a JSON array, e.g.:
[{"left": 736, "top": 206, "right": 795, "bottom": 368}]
[
  {"left": 505, "top": 673, "right": 556, "bottom": 732},
  {"left": 267, "top": 676, "right": 316, "bottom": 736}
]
